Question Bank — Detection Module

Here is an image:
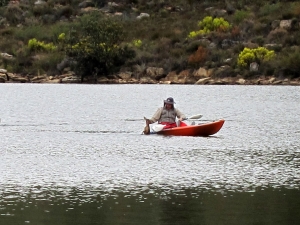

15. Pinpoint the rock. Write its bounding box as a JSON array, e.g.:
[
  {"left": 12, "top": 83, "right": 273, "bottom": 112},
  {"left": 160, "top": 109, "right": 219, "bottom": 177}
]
[
  {"left": 31, "top": 75, "right": 48, "bottom": 83},
  {"left": 118, "top": 72, "right": 132, "bottom": 80},
  {"left": 213, "top": 9, "right": 227, "bottom": 17},
  {"left": 269, "top": 77, "right": 276, "bottom": 83},
  {"left": 44, "top": 79, "right": 61, "bottom": 83},
  {"left": 164, "top": 71, "right": 178, "bottom": 83},
  {"left": 137, "top": 13, "right": 150, "bottom": 20},
  {"left": 34, "top": 0, "right": 46, "bottom": 5},
  {"left": 250, "top": 62, "right": 259, "bottom": 72},
  {"left": 61, "top": 76, "right": 80, "bottom": 83},
  {"left": 79, "top": 1, "right": 95, "bottom": 8},
  {"left": 108, "top": 2, "right": 119, "bottom": 7},
  {"left": 139, "top": 76, "right": 156, "bottom": 84},
  {"left": 57, "top": 58, "right": 70, "bottom": 72},
  {"left": 280, "top": 20, "right": 292, "bottom": 30},
  {"left": 195, "top": 77, "right": 210, "bottom": 85},
  {"left": 11, "top": 76, "right": 28, "bottom": 83},
  {"left": 0, "top": 69, "right": 7, "bottom": 73},
  {"left": 0, "top": 53, "right": 13, "bottom": 59},
  {"left": 221, "top": 39, "right": 236, "bottom": 49},
  {"left": 236, "top": 78, "right": 246, "bottom": 85},
  {"left": 146, "top": 67, "right": 164, "bottom": 80},
  {"left": 264, "top": 43, "right": 282, "bottom": 50},
  {"left": 0, "top": 77, "right": 5, "bottom": 83},
  {"left": 177, "top": 70, "right": 189, "bottom": 79},
  {"left": 224, "top": 58, "right": 232, "bottom": 64},
  {"left": 193, "top": 67, "right": 209, "bottom": 79},
  {"left": 208, "top": 42, "right": 217, "bottom": 49},
  {"left": 97, "top": 76, "right": 109, "bottom": 84},
  {"left": 159, "top": 80, "right": 171, "bottom": 84}
]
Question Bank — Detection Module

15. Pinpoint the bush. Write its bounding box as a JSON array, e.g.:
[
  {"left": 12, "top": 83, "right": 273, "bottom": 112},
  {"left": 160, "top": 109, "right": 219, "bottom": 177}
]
[
  {"left": 188, "top": 46, "right": 208, "bottom": 68},
  {"left": 188, "top": 16, "right": 231, "bottom": 38},
  {"left": 233, "top": 10, "right": 250, "bottom": 24},
  {"left": 28, "top": 38, "right": 57, "bottom": 52},
  {"left": 237, "top": 47, "right": 275, "bottom": 68},
  {"left": 65, "top": 11, "right": 135, "bottom": 80},
  {"left": 276, "top": 49, "right": 300, "bottom": 78}
]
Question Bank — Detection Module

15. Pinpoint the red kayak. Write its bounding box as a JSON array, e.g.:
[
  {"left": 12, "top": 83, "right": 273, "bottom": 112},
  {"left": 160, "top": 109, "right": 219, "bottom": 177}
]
[{"left": 154, "top": 119, "right": 225, "bottom": 136}]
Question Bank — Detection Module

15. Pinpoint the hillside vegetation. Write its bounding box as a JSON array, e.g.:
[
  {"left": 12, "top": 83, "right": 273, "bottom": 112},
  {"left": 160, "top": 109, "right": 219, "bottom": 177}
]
[{"left": 1, "top": 0, "right": 300, "bottom": 84}]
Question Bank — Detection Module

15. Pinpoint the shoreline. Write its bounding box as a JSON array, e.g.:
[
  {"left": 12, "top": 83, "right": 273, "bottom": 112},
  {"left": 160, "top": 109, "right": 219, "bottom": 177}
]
[{"left": 1, "top": 72, "right": 300, "bottom": 85}]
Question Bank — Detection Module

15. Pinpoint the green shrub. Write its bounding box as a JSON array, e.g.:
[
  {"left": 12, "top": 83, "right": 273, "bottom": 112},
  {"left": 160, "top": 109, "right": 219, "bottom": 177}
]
[
  {"left": 276, "top": 49, "right": 300, "bottom": 78},
  {"left": 133, "top": 39, "right": 142, "bottom": 48},
  {"left": 233, "top": 10, "right": 250, "bottom": 24},
  {"left": 28, "top": 38, "right": 57, "bottom": 52},
  {"left": 237, "top": 47, "right": 275, "bottom": 68},
  {"left": 31, "top": 52, "right": 65, "bottom": 76},
  {"left": 4, "top": 5, "right": 24, "bottom": 25},
  {"left": 258, "top": 2, "right": 281, "bottom": 17},
  {"left": 188, "top": 16, "right": 231, "bottom": 38},
  {"left": 65, "top": 11, "right": 135, "bottom": 80}
]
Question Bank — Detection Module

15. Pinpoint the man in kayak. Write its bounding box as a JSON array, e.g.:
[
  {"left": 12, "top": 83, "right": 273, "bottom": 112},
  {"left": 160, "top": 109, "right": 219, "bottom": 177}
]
[{"left": 143, "top": 97, "right": 186, "bottom": 134}]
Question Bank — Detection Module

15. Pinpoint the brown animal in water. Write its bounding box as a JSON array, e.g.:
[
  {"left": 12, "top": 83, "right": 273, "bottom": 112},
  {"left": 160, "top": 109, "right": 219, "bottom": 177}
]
[{"left": 143, "top": 117, "right": 151, "bottom": 135}]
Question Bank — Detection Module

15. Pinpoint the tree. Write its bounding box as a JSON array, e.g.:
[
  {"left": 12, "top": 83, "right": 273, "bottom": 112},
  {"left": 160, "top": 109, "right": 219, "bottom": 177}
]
[{"left": 65, "top": 11, "right": 135, "bottom": 82}]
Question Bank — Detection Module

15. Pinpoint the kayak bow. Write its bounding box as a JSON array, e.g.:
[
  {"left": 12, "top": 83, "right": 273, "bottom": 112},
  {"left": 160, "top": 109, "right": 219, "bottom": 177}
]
[{"left": 154, "top": 119, "right": 225, "bottom": 136}]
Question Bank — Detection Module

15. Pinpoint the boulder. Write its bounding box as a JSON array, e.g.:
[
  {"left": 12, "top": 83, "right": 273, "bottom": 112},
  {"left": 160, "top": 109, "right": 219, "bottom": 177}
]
[
  {"left": 164, "top": 71, "right": 178, "bottom": 83},
  {"left": 280, "top": 20, "right": 292, "bottom": 30},
  {"left": 139, "top": 76, "right": 156, "bottom": 84},
  {"left": 137, "top": 13, "right": 150, "bottom": 20},
  {"left": 79, "top": 1, "right": 95, "bottom": 8},
  {"left": 118, "top": 72, "right": 132, "bottom": 80},
  {"left": 10, "top": 76, "right": 28, "bottom": 83},
  {"left": 146, "top": 67, "right": 164, "bottom": 80},
  {"left": 31, "top": 75, "right": 48, "bottom": 83},
  {"left": 236, "top": 78, "right": 246, "bottom": 85},
  {"left": 193, "top": 67, "right": 209, "bottom": 79},
  {"left": 195, "top": 77, "right": 210, "bottom": 85},
  {"left": 34, "top": 0, "right": 46, "bottom": 5},
  {"left": 250, "top": 62, "right": 259, "bottom": 72},
  {"left": 61, "top": 76, "right": 80, "bottom": 83},
  {"left": 0, "top": 53, "right": 13, "bottom": 59}
]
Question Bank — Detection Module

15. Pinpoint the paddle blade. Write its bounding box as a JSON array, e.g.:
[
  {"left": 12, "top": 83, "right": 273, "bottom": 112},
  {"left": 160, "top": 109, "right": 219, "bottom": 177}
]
[
  {"left": 187, "top": 114, "right": 203, "bottom": 120},
  {"left": 152, "top": 124, "right": 165, "bottom": 132}
]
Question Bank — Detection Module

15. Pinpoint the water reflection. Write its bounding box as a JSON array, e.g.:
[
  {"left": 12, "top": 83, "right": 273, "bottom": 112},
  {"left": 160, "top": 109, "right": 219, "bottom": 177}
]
[{"left": 1, "top": 187, "right": 300, "bottom": 225}]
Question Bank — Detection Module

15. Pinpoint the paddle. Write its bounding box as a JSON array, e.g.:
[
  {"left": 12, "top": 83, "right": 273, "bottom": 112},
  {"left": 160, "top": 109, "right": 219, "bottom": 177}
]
[{"left": 152, "top": 114, "right": 203, "bottom": 132}]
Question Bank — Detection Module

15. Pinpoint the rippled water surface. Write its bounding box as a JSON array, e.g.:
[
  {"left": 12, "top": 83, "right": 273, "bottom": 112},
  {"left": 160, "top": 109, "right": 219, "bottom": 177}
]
[{"left": 1, "top": 84, "right": 300, "bottom": 225}]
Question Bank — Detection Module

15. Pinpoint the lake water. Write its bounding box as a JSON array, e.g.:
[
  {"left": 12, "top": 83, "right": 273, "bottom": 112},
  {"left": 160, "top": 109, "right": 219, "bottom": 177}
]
[{"left": 0, "top": 84, "right": 300, "bottom": 225}]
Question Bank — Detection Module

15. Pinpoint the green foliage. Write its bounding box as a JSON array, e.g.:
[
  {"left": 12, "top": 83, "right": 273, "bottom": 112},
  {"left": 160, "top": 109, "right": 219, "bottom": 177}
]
[
  {"left": 65, "top": 12, "right": 135, "bottom": 79},
  {"left": 237, "top": 47, "right": 275, "bottom": 68},
  {"left": 233, "top": 10, "right": 250, "bottom": 24},
  {"left": 133, "top": 39, "right": 142, "bottom": 48},
  {"left": 275, "top": 49, "right": 300, "bottom": 78},
  {"left": 58, "top": 33, "right": 65, "bottom": 40},
  {"left": 32, "top": 52, "right": 65, "bottom": 76},
  {"left": 28, "top": 38, "right": 57, "bottom": 52},
  {"left": 188, "top": 16, "right": 231, "bottom": 38},
  {"left": 259, "top": 2, "right": 282, "bottom": 17}
]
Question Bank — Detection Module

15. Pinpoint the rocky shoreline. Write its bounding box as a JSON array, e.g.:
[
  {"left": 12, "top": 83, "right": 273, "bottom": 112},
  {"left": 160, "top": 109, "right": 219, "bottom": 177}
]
[{"left": 1, "top": 69, "right": 299, "bottom": 85}]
